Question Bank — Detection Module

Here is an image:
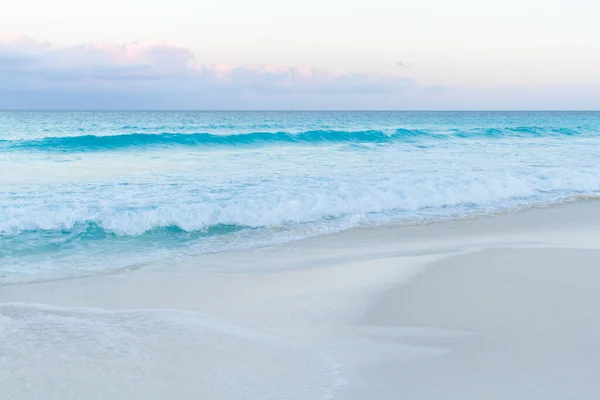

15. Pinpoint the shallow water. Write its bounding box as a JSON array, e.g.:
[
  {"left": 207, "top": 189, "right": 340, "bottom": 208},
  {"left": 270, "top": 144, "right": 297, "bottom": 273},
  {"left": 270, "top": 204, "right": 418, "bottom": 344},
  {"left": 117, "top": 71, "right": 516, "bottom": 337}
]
[
  {"left": 0, "top": 302, "right": 344, "bottom": 400},
  {"left": 1, "top": 111, "right": 600, "bottom": 282}
]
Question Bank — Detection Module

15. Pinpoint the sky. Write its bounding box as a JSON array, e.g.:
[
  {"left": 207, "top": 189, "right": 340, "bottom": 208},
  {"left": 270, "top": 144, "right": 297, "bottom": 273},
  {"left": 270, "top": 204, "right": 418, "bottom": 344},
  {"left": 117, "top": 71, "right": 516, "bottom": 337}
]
[{"left": 1, "top": 0, "right": 599, "bottom": 109}]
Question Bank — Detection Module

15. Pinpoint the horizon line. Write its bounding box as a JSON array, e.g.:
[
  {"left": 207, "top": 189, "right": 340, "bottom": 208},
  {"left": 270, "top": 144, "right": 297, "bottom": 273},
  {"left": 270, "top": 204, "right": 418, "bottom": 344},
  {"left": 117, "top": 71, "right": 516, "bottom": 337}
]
[{"left": 1, "top": 109, "right": 599, "bottom": 112}]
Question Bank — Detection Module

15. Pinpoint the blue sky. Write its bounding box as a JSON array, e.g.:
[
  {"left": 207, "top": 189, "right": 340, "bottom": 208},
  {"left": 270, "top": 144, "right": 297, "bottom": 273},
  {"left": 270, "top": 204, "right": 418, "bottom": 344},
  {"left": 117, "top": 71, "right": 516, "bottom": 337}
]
[{"left": 1, "top": 0, "right": 599, "bottom": 109}]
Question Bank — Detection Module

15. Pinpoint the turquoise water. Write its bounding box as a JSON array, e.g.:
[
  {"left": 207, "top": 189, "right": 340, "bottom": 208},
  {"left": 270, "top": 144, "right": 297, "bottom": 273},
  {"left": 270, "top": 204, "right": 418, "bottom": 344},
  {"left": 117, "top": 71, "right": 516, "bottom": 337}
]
[{"left": 2, "top": 111, "right": 600, "bottom": 283}]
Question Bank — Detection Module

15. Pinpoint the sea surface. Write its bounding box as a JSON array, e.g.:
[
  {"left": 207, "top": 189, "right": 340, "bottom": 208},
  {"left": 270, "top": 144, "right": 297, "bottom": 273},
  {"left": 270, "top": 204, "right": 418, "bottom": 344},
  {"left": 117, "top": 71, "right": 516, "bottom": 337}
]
[{"left": 1, "top": 111, "right": 600, "bottom": 284}]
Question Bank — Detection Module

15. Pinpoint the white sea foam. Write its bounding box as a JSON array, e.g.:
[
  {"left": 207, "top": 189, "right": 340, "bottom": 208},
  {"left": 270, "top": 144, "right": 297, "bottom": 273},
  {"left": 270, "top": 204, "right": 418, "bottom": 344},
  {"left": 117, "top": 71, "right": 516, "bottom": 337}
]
[
  {"left": 2, "top": 167, "right": 600, "bottom": 236},
  {"left": 2, "top": 111, "right": 600, "bottom": 282}
]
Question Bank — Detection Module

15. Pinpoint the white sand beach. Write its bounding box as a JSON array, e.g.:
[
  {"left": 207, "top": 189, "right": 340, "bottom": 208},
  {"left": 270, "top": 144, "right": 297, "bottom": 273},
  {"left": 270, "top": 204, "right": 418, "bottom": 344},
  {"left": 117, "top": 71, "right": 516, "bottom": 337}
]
[{"left": 3, "top": 200, "right": 600, "bottom": 399}]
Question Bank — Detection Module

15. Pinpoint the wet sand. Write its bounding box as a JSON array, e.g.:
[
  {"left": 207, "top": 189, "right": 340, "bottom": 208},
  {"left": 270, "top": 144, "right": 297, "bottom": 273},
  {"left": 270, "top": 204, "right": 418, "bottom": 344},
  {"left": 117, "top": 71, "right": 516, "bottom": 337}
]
[{"left": 3, "top": 201, "right": 600, "bottom": 399}]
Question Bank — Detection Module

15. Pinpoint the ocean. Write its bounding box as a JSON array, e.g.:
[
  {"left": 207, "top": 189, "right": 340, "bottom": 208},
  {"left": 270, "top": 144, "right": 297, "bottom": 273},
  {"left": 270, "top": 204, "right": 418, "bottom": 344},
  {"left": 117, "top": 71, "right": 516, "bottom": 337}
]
[{"left": 2, "top": 111, "right": 600, "bottom": 284}]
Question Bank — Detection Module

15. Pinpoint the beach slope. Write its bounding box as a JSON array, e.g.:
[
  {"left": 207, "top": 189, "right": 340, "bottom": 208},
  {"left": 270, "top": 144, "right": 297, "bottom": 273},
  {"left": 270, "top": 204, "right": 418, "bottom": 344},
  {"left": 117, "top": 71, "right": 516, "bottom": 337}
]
[{"left": 3, "top": 201, "right": 600, "bottom": 399}]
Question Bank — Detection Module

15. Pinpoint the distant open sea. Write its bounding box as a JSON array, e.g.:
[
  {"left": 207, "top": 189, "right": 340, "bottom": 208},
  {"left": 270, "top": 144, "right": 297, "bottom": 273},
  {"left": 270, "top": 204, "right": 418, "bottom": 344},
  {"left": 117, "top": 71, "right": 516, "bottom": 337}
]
[{"left": 1, "top": 111, "right": 600, "bottom": 283}]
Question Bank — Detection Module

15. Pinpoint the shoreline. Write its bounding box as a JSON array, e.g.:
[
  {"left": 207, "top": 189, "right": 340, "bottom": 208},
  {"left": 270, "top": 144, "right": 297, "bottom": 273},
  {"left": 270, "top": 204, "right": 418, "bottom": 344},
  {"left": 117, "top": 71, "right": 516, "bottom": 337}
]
[
  {"left": 3, "top": 200, "right": 600, "bottom": 399},
  {"left": 4, "top": 194, "right": 600, "bottom": 288},
  {"left": 2, "top": 189, "right": 600, "bottom": 287}
]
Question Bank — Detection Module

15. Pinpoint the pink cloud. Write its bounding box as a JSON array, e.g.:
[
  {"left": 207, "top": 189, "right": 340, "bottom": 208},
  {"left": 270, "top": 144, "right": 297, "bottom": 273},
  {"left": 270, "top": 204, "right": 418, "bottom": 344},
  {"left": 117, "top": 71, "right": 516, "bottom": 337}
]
[
  {"left": 2, "top": 35, "right": 598, "bottom": 110},
  {"left": 0, "top": 36, "right": 414, "bottom": 94}
]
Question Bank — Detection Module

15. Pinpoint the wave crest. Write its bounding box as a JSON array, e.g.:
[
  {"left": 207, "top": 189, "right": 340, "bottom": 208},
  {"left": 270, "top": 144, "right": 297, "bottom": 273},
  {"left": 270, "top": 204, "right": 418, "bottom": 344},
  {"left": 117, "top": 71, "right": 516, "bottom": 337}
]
[{"left": 1, "top": 126, "right": 592, "bottom": 152}]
